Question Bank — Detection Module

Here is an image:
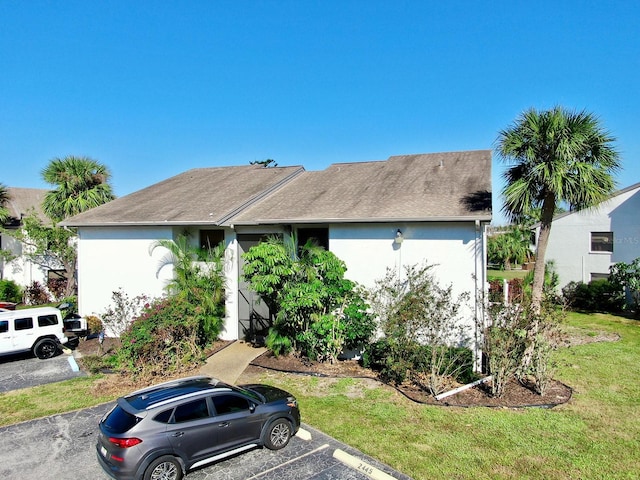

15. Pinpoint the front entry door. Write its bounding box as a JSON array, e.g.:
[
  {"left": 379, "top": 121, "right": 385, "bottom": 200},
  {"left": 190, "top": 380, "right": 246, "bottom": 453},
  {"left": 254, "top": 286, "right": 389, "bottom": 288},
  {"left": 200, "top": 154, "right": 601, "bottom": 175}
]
[{"left": 237, "top": 234, "right": 273, "bottom": 343}]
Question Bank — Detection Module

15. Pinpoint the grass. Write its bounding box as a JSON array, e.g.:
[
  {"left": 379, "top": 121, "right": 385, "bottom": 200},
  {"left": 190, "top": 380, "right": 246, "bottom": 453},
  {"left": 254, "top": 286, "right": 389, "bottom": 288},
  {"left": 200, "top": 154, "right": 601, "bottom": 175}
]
[
  {"left": 488, "top": 269, "right": 529, "bottom": 280},
  {"left": 0, "top": 376, "right": 115, "bottom": 426},
  {"left": 1, "top": 312, "right": 639, "bottom": 479}
]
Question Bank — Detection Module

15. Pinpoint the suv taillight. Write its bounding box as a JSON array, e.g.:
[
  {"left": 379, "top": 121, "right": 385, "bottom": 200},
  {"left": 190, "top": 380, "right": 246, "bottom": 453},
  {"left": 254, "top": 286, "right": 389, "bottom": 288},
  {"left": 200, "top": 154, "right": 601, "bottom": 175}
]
[{"left": 109, "top": 437, "right": 142, "bottom": 448}]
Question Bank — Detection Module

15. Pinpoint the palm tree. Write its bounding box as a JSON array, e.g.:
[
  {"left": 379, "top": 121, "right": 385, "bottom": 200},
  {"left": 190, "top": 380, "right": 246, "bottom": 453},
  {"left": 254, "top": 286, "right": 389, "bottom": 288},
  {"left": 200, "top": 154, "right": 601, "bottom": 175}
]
[
  {"left": 41, "top": 156, "right": 115, "bottom": 221},
  {"left": 0, "top": 183, "right": 10, "bottom": 223},
  {"left": 488, "top": 227, "right": 532, "bottom": 270},
  {"left": 496, "top": 107, "right": 620, "bottom": 311},
  {"left": 151, "top": 234, "right": 226, "bottom": 339}
]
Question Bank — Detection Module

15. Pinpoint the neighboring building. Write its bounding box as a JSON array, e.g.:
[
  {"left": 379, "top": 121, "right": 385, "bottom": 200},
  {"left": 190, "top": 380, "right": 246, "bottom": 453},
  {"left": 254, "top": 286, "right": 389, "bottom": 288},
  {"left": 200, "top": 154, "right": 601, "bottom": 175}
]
[
  {"left": 0, "top": 188, "right": 62, "bottom": 291},
  {"left": 61, "top": 150, "right": 492, "bottom": 354},
  {"left": 541, "top": 182, "right": 640, "bottom": 288}
]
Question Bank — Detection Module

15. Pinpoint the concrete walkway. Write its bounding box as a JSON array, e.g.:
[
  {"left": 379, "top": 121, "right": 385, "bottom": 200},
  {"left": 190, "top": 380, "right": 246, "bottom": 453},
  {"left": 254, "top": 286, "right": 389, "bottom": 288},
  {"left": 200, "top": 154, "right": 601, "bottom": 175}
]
[{"left": 199, "top": 341, "right": 266, "bottom": 384}]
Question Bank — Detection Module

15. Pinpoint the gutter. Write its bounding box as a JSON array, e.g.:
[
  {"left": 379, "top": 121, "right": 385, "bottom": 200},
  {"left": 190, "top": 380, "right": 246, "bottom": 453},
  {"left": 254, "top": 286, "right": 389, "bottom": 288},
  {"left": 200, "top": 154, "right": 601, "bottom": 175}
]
[{"left": 227, "top": 215, "right": 493, "bottom": 226}]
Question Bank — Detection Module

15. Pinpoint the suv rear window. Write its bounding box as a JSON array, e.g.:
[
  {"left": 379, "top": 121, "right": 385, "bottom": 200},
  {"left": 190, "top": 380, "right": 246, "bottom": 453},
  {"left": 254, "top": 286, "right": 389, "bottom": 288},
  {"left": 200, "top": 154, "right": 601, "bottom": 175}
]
[
  {"left": 0, "top": 321, "right": 7, "bottom": 333},
  {"left": 103, "top": 405, "right": 141, "bottom": 433}
]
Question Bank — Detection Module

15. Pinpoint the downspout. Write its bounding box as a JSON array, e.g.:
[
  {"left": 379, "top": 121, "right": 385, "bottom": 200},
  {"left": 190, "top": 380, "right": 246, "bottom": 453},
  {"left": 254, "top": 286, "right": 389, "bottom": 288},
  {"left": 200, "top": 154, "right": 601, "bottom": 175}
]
[{"left": 474, "top": 220, "right": 483, "bottom": 372}]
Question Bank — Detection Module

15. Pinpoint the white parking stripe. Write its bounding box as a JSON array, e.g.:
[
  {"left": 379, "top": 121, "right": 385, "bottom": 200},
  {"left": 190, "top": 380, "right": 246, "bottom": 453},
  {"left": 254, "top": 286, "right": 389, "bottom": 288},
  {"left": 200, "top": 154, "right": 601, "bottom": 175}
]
[
  {"left": 246, "top": 444, "right": 330, "bottom": 479},
  {"left": 333, "top": 448, "right": 399, "bottom": 480}
]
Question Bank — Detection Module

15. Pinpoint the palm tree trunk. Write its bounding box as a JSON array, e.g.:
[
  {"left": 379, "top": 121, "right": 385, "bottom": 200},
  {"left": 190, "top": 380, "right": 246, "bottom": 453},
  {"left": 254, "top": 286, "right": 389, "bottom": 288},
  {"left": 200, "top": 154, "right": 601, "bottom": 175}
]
[{"left": 521, "top": 193, "right": 555, "bottom": 373}]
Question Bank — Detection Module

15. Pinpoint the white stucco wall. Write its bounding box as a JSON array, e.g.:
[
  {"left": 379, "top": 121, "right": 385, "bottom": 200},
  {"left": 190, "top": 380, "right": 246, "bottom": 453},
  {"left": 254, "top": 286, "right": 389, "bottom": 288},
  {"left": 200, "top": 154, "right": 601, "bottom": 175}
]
[
  {"left": 75, "top": 221, "right": 488, "bottom": 347},
  {"left": 77, "top": 226, "right": 241, "bottom": 340},
  {"left": 330, "top": 221, "right": 486, "bottom": 356},
  {"left": 0, "top": 232, "right": 54, "bottom": 292},
  {"left": 544, "top": 186, "right": 640, "bottom": 288},
  {"left": 329, "top": 222, "right": 483, "bottom": 297},
  {"left": 76, "top": 226, "right": 174, "bottom": 320}
]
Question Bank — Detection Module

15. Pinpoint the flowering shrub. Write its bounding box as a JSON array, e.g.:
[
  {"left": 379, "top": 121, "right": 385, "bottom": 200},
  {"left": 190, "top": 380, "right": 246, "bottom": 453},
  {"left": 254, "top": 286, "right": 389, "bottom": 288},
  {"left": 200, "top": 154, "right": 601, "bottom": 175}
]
[{"left": 101, "top": 288, "right": 151, "bottom": 337}]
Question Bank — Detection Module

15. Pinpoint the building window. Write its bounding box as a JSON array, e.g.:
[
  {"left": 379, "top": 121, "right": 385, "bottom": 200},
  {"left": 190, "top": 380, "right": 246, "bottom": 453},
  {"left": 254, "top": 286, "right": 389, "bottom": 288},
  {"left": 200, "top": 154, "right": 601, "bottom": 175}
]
[
  {"left": 591, "top": 232, "right": 613, "bottom": 253},
  {"left": 297, "top": 228, "right": 329, "bottom": 250},
  {"left": 200, "top": 230, "right": 224, "bottom": 249},
  {"left": 590, "top": 273, "right": 609, "bottom": 282}
]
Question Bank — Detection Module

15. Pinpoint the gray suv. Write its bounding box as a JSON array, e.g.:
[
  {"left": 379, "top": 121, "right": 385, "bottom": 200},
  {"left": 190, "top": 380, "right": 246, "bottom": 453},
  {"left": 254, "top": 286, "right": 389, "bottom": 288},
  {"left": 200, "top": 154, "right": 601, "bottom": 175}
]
[{"left": 96, "top": 376, "right": 301, "bottom": 480}]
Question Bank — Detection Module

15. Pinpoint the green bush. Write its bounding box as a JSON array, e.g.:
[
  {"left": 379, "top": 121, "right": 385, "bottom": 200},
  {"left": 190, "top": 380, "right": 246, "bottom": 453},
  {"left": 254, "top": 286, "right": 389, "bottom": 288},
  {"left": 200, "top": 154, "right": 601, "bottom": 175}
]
[
  {"left": 265, "top": 327, "right": 293, "bottom": 357},
  {"left": 367, "top": 263, "right": 474, "bottom": 395},
  {"left": 243, "top": 237, "right": 375, "bottom": 363},
  {"left": 116, "top": 296, "right": 208, "bottom": 377},
  {"left": 0, "top": 279, "right": 22, "bottom": 303},
  {"left": 85, "top": 315, "right": 103, "bottom": 335},
  {"left": 562, "top": 279, "right": 624, "bottom": 312},
  {"left": 341, "top": 291, "right": 376, "bottom": 350},
  {"left": 362, "top": 338, "right": 475, "bottom": 388}
]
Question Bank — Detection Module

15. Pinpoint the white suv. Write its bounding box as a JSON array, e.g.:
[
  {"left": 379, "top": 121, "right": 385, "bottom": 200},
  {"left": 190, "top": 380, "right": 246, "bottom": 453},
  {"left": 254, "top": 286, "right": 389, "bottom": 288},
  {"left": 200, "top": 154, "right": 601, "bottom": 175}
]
[{"left": 0, "top": 307, "right": 69, "bottom": 359}]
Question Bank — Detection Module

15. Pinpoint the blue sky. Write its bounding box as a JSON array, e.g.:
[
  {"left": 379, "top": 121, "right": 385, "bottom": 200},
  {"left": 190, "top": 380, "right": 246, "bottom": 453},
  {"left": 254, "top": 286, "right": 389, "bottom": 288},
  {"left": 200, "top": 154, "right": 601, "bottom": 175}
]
[{"left": 1, "top": 1, "right": 638, "bottom": 225}]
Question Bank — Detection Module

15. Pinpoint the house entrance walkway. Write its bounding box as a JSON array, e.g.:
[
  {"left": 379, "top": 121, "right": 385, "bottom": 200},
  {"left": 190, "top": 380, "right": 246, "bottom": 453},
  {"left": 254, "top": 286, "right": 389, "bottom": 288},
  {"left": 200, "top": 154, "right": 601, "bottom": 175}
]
[{"left": 199, "top": 341, "right": 266, "bottom": 384}]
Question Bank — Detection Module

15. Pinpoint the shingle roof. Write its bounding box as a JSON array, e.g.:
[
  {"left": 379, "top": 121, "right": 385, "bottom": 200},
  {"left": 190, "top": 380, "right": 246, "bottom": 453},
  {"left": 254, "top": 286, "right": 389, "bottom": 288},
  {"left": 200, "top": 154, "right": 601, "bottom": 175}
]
[
  {"left": 233, "top": 150, "right": 492, "bottom": 224},
  {"left": 4, "top": 188, "right": 49, "bottom": 225},
  {"left": 61, "top": 150, "right": 492, "bottom": 227},
  {"left": 61, "top": 165, "right": 305, "bottom": 226}
]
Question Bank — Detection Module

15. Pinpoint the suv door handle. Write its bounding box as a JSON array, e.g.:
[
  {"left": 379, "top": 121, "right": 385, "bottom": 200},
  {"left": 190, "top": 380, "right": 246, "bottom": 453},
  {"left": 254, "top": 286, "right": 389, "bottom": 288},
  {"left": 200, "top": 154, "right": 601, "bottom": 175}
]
[
  {"left": 218, "top": 422, "right": 229, "bottom": 428},
  {"left": 172, "top": 432, "right": 184, "bottom": 437}
]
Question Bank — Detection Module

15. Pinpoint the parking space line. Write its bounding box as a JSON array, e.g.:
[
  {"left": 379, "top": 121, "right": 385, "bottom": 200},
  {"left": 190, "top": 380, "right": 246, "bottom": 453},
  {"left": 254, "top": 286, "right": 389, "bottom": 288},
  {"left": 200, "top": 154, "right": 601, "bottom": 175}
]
[
  {"left": 333, "top": 448, "right": 398, "bottom": 480},
  {"left": 246, "top": 444, "right": 330, "bottom": 479}
]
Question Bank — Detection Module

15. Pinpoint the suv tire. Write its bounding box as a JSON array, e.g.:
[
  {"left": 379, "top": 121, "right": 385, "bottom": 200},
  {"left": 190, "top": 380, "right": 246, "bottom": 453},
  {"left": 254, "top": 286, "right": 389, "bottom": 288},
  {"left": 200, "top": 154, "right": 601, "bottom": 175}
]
[
  {"left": 143, "top": 455, "right": 183, "bottom": 480},
  {"left": 33, "top": 339, "right": 58, "bottom": 359},
  {"left": 264, "top": 418, "right": 292, "bottom": 450}
]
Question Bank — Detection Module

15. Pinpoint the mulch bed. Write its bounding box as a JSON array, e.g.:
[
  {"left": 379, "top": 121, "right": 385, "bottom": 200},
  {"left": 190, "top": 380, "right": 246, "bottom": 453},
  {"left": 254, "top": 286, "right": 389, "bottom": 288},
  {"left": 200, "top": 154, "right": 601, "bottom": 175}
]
[
  {"left": 250, "top": 351, "right": 573, "bottom": 408},
  {"left": 79, "top": 329, "right": 622, "bottom": 408}
]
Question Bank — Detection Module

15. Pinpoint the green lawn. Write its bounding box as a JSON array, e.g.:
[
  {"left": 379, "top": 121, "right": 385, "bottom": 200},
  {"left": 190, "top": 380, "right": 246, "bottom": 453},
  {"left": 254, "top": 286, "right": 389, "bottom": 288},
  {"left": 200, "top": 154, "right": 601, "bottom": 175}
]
[
  {"left": 1, "top": 312, "right": 639, "bottom": 479},
  {"left": 488, "top": 268, "right": 529, "bottom": 280}
]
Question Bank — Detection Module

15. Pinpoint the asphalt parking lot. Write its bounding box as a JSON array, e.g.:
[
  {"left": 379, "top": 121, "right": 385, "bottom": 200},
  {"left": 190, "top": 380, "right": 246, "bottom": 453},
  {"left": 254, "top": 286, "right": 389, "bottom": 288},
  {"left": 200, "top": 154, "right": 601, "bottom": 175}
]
[
  {"left": 0, "top": 403, "right": 412, "bottom": 480},
  {"left": 0, "top": 350, "right": 84, "bottom": 392},
  {"left": 0, "top": 352, "right": 412, "bottom": 480}
]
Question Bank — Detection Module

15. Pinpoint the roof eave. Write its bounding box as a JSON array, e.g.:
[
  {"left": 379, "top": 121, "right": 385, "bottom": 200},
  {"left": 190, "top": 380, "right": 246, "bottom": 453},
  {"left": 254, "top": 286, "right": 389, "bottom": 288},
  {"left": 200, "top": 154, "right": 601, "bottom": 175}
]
[
  {"left": 227, "top": 214, "right": 493, "bottom": 226},
  {"left": 65, "top": 221, "right": 225, "bottom": 228}
]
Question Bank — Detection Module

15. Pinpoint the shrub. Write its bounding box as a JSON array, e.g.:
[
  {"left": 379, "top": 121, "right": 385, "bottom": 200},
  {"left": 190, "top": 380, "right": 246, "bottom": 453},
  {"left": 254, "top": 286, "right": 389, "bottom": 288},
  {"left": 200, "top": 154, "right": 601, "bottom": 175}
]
[
  {"left": 85, "top": 315, "right": 103, "bottom": 335},
  {"left": 562, "top": 280, "right": 624, "bottom": 312},
  {"left": 296, "top": 313, "right": 346, "bottom": 363},
  {"left": 47, "top": 277, "right": 66, "bottom": 301},
  {"left": 483, "top": 303, "right": 528, "bottom": 397},
  {"left": 0, "top": 279, "right": 22, "bottom": 303},
  {"left": 116, "top": 296, "right": 207, "bottom": 377},
  {"left": 23, "top": 281, "right": 51, "bottom": 305},
  {"left": 366, "top": 263, "right": 474, "bottom": 395},
  {"left": 265, "top": 327, "right": 293, "bottom": 357},
  {"left": 609, "top": 258, "right": 640, "bottom": 312},
  {"left": 341, "top": 289, "right": 376, "bottom": 350},
  {"left": 362, "top": 338, "right": 475, "bottom": 388},
  {"left": 150, "top": 234, "right": 226, "bottom": 340},
  {"left": 101, "top": 288, "right": 152, "bottom": 338},
  {"left": 483, "top": 298, "right": 564, "bottom": 397},
  {"left": 243, "top": 236, "right": 375, "bottom": 363}
]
